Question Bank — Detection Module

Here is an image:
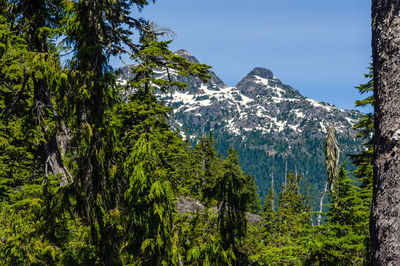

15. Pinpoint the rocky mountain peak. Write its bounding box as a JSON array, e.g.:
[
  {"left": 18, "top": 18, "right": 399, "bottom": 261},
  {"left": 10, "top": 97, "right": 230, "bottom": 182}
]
[
  {"left": 118, "top": 49, "right": 363, "bottom": 204},
  {"left": 174, "top": 49, "right": 226, "bottom": 90},
  {"left": 247, "top": 67, "right": 274, "bottom": 79},
  {"left": 235, "top": 67, "right": 301, "bottom": 99},
  {"left": 175, "top": 49, "right": 199, "bottom": 63}
]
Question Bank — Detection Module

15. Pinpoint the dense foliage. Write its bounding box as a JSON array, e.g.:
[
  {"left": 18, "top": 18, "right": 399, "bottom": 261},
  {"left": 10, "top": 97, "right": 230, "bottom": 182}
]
[{"left": 0, "top": 1, "right": 373, "bottom": 265}]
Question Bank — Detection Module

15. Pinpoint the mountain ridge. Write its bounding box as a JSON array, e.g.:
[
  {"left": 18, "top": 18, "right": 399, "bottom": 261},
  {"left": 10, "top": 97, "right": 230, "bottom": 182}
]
[{"left": 119, "top": 49, "right": 363, "bottom": 206}]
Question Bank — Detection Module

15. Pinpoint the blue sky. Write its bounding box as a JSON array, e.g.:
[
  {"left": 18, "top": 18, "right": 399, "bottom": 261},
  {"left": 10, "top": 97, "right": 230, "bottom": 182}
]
[{"left": 135, "top": 0, "right": 371, "bottom": 110}]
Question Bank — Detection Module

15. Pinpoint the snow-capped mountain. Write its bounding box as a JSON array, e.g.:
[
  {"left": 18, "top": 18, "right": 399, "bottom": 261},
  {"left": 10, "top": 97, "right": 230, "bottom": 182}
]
[{"left": 119, "top": 49, "right": 363, "bottom": 205}]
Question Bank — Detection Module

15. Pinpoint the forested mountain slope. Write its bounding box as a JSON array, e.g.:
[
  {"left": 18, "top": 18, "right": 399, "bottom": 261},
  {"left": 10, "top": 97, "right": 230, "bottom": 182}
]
[{"left": 121, "top": 49, "right": 363, "bottom": 205}]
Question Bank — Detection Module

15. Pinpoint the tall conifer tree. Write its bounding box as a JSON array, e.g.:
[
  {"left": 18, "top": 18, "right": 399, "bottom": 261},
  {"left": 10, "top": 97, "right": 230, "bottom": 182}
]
[
  {"left": 216, "top": 146, "right": 250, "bottom": 263},
  {"left": 371, "top": 2, "right": 400, "bottom": 263}
]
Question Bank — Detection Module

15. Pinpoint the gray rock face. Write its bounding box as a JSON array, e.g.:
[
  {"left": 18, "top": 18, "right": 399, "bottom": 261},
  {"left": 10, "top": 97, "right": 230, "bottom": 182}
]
[
  {"left": 176, "top": 49, "right": 226, "bottom": 90},
  {"left": 175, "top": 49, "right": 200, "bottom": 63},
  {"left": 236, "top": 67, "right": 301, "bottom": 99},
  {"left": 149, "top": 56, "right": 360, "bottom": 141},
  {"left": 176, "top": 197, "right": 262, "bottom": 224},
  {"left": 248, "top": 67, "right": 274, "bottom": 79}
]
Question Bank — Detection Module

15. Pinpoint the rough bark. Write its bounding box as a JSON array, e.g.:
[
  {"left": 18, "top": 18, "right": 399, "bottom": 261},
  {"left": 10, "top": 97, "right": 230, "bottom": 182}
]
[
  {"left": 34, "top": 77, "right": 70, "bottom": 185},
  {"left": 24, "top": 0, "right": 69, "bottom": 185},
  {"left": 371, "top": 1, "right": 400, "bottom": 265}
]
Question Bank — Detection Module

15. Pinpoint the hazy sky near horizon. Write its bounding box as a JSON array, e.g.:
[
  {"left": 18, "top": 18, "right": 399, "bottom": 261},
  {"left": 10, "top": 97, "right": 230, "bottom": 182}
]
[{"left": 135, "top": 0, "right": 371, "bottom": 110}]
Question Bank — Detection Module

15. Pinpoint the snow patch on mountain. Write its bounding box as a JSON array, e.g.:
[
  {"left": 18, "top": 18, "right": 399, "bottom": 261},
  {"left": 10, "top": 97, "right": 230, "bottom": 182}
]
[
  {"left": 306, "top": 98, "right": 334, "bottom": 112},
  {"left": 152, "top": 62, "right": 362, "bottom": 140},
  {"left": 119, "top": 50, "right": 362, "bottom": 143}
]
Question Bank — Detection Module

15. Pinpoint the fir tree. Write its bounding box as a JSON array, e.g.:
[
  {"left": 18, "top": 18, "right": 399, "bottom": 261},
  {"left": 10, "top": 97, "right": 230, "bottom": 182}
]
[
  {"left": 351, "top": 66, "right": 373, "bottom": 203},
  {"left": 350, "top": 66, "right": 374, "bottom": 263},
  {"left": 216, "top": 147, "right": 249, "bottom": 252},
  {"left": 309, "top": 164, "right": 367, "bottom": 265},
  {"left": 245, "top": 172, "right": 312, "bottom": 265},
  {"left": 277, "top": 172, "right": 311, "bottom": 233},
  {"left": 262, "top": 185, "right": 277, "bottom": 234},
  {"left": 245, "top": 173, "right": 261, "bottom": 213},
  {"left": 193, "top": 131, "right": 222, "bottom": 202}
]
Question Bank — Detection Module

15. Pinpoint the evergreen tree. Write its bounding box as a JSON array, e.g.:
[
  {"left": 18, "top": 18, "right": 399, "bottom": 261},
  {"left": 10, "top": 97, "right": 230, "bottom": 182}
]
[
  {"left": 64, "top": 13, "right": 210, "bottom": 261},
  {"left": 308, "top": 68, "right": 374, "bottom": 265},
  {"left": 193, "top": 132, "right": 222, "bottom": 202},
  {"left": 4, "top": 0, "right": 381, "bottom": 264},
  {"left": 112, "top": 91, "right": 181, "bottom": 264},
  {"left": 262, "top": 185, "right": 277, "bottom": 234},
  {"left": 370, "top": 2, "right": 400, "bottom": 263},
  {"left": 350, "top": 66, "right": 374, "bottom": 263},
  {"left": 216, "top": 147, "right": 249, "bottom": 251},
  {"left": 244, "top": 172, "right": 312, "bottom": 265},
  {"left": 181, "top": 207, "right": 236, "bottom": 265},
  {"left": 0, "top": 2, "right": 69, "bottom": 263},
  {"left": 112, "top": 34, "right": 208, "bottom": 263},
  {"left": 0, "top": 3, "right": 37, "bottom": 203},
  {"left": 60, "top": 1, "right": 144, "bottom": 262},
  {"left": 15, "top": 0, "right": 68, "bottom": 181},
  {"left": 309, "top": 164, "right": 367, "bottom": 265},
  {"left": 277, "top": 172, "right": 311, "bottom": 233},
  {"left": 245, "top": 173, "right": 261, "bottom": 213},
  {"left": 351, "top": 66, "right": 373, "bottom": 201}
]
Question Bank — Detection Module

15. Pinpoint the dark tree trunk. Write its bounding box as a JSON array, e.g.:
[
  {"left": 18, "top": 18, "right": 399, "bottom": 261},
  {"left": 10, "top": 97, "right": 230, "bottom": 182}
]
[
  {"left": 371, "top": 1, "right": 400, "bottom": 264},
  {"left": 23, "top": 0, "right": 69, "bottom": 184}
]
